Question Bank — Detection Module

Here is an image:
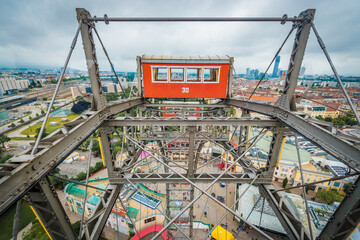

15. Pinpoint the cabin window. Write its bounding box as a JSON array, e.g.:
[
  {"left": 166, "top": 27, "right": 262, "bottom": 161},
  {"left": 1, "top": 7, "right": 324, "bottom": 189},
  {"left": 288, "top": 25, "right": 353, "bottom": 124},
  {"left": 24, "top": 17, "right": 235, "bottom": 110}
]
[
  {"left": 186, "top": 68, "right": 202, "bottom": 82},
  {"left": 153, "top": 67, "right": 168, "bottom": 82},
  {"left": 203, "top": 68, "right": 219, "bottom": 82},
  {"left": 170, "top": 68, "right": 184, "bottom": 82}
]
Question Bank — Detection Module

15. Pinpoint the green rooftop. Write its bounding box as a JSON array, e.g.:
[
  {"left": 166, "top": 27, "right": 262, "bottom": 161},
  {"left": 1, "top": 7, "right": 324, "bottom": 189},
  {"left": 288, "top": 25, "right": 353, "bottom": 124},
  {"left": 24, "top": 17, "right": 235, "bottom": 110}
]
[
  {"left": 65, "top": 183, "right": 89, "bottom": 199},
  {"left": 251, "top": 130, "right": 311, "bottom": 163}
]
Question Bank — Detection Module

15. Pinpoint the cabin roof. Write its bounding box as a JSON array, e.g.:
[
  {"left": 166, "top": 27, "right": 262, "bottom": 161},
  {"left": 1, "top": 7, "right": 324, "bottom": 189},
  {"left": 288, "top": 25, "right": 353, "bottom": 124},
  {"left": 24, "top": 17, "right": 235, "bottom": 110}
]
[{"left": 141, "top": 55, "right": 232, "bottom": 64}]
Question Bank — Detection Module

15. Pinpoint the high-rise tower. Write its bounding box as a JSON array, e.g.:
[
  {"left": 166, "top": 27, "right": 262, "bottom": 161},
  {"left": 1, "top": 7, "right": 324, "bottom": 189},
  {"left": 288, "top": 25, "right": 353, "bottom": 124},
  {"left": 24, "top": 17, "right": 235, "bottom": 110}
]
[{"left": 272, "top": 56, "right": 280, "bottom": 78}]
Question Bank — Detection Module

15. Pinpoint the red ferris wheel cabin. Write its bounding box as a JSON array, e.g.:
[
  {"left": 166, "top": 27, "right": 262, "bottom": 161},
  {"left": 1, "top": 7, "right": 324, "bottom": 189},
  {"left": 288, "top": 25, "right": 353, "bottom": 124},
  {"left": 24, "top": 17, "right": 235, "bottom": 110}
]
[{"left": 140, "top": 55, "right": 233, "bottom": 98}]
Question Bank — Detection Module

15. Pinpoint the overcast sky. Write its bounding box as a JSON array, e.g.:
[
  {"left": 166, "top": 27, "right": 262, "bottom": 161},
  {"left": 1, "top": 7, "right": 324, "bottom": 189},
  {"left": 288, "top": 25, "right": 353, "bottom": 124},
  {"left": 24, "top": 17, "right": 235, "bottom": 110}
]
[{"left": 0, "top": 0, "right": 359, "bottom": 75}]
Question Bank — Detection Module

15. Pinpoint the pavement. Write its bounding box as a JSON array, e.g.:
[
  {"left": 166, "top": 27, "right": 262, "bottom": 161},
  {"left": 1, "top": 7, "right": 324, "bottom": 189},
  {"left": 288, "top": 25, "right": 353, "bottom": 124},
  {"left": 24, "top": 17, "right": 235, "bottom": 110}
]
[{"left": 57, "top": 151, "right": 103, "bottom": 177}]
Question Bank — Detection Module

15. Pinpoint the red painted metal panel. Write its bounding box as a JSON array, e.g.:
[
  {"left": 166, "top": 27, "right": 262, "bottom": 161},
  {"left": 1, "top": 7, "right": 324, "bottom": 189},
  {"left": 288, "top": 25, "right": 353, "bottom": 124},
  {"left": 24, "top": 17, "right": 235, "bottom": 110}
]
[{"left": 143, "top": 62, "right": 229, "bottom": 98}]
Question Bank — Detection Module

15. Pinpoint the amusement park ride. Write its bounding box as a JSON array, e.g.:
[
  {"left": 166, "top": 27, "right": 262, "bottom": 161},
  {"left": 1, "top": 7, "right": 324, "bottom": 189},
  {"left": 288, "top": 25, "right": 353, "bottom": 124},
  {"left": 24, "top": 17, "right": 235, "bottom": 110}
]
[{"left": 0, "top": 8, "right": 359, "bottom": 240}]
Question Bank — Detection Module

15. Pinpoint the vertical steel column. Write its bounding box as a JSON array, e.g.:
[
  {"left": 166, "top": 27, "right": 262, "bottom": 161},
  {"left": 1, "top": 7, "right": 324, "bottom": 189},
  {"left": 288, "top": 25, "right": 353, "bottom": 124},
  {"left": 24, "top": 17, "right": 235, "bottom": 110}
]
[
  {"left": 12, "top": 200, "right": 22, "bottom": 240},
  {"left": 193, "top": 142, "right": 205, "bottom": 173},
  {"left": 83, "top": 184, "right": 122, "bottom": 240},
  {"left": 265, "top": 127, "right": 284, "bottom": 175},
  {"left": 26, "top": 177, "right": 76, "bottom": 240},
  {"left": 136, "top": 56, "right": 143, "bottom": 97},
  {"left": 226, "top": 57, "right": 234, "bottom": 98},
  {"left": 187, "top": 126, "right": 196, "bottom": 178},
  {"left": 160, "top": 140, "right": 171, "bottom": 240},
  {"left": 189, "top": 184, "right": 195, "bottom": 239},
  {"left": 258, "top": 184, "right": 302, "bottom": 240},
  {"left": 238, "top": 110, "right": 250, "bottom": 156},
  {"left": 283, "top": 9, "right": 315, "bottom": 111},
  {"left": 76, "top": 8, "right": 107, "bottom": 111},
  {"left": 99, "top": 127, "right": 116, "bottom": 177}
]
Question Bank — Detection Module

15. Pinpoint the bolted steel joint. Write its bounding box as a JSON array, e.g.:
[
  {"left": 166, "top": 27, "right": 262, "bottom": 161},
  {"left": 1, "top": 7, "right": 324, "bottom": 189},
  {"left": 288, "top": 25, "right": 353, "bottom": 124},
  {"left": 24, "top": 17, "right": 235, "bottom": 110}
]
[{"left": 104, "top": 14, "right": 109, "bottom": 25}]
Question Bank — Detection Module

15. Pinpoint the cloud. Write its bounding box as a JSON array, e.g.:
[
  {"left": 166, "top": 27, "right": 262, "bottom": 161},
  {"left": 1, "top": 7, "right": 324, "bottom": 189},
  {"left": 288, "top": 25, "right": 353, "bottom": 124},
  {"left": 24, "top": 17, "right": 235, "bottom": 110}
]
[{"left": 0, "top": 0, "right": 359, "bottom": 75}]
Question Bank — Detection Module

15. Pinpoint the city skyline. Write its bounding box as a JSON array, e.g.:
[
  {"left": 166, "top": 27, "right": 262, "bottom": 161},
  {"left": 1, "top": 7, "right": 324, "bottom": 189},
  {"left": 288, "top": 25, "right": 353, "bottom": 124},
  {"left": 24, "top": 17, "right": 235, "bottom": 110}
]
[{"left": 0, "top": 1, "right": 360, "bottom": 75}]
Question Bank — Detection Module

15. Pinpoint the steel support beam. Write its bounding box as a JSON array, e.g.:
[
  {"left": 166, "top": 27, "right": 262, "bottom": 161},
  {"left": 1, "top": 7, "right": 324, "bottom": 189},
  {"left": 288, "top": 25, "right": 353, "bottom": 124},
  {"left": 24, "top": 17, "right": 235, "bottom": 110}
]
[
  {"left": 76, "top": 8, "right": 107, "bottom": 110},
  {"left": 12, "top": 200, "right": 22, "bottom": 240},
  {"left": 109, "top": 172, "right": 271, "bottom": 184},
  {"left": 225, "top": 98, "right": 360, "bottom": 171},
  {"left": 283, "top": 9, "right": 315, "bottom": 110},
  {"left": 259, "top": 184, "right": 309, "bottom": 240},
  {"left": 318, "top": 176, "right": 360, "bottom": 240},
  {"left": 98, "top": 127, "right": 114, "bottom": 171},
  {"left": 26, "top": 177, "right": 76, "bottom": 240},
  {"left": 89, "top": 16, "right": 304, "bottom": 22},
  {"left": 82, "top": 184, "right": 122, "bottom": 240},
  {"left": 0, "top": 98, "right": 144, "bottom": 214},
  {"left": 141, "top": 103, "right": 228, "bottom": 108},
  {"left": 136, "top": 56, "right": 143, "bottom": 97},
  {"left": 264, "top": 128, "right": 285, "bottom": 176},
  {"left": 105, "top": 117, "right": 280, "bottom": 127},
  {"left": 187, "top": 126, "right": 196, "bottom": 178}
]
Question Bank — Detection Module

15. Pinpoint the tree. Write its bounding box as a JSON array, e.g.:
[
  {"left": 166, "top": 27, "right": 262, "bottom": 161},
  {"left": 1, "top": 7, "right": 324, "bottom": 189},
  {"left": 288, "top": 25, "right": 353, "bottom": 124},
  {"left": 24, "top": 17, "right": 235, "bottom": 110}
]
[
  {"left": 29, "top": 116, "right": 32, "bottom": 120},
  {"left": 282, "top": 177, "right": 288, "bottom": 188},
  {"left": 22, "top": 219, "right": 49, "bottom": 240},
  {"left": 72, "top": 221, "right": 81, "bottom": 235},
  {"left": 316, "top": 189, "right": 344, "bottom": 205},
  {"left": 71, "top": 101, "right": 90, "bottom": 114},
  {"left": 10, "top": 123, "right": 16, "bottom": 128},
  {"left": 36, "top": 113, "right": 39, "bottom": 117},
  {"left": 35, "top": 127, "right": 48, "bottom": 139},
  {"left": 95, "top": 161, "right": 103, "bottom": 170},
  {"left": 20, "top": 118, "right": 24, "bottom": 123},
  {"left": 0, "top": 154, "right": 13, "bottom": 164},
  {"left": 0, "top": 135, "right": 11, "bottom": 153},
  {"left": 343, "top": 183, "right": 353, "bottom": 194},
  {"left": 42, "top": 97, "right": 48, "bottom": 101},
  {"left": 305, "top": 185, "right": 311, "bottom": 193},
  {"left": 92, "top": 139, "right": 100, "bottom": 155},
  {"left": 324, "top": 117, "right": 333, "bottom": 122},
  {"left": 315, "top": 115, "right": 324, "bottom": 121},
  {"left": 48, "top": 174, "right": 68, "bottom": 190},
  {"left": 76, "top": 171, "right": 87, "bottom": 181},
  {"left": 105, "top": 93, "right": 120, "bottom": 102},
  {"left": 41, "top": 109, "right": 45, "bottom": 114}
]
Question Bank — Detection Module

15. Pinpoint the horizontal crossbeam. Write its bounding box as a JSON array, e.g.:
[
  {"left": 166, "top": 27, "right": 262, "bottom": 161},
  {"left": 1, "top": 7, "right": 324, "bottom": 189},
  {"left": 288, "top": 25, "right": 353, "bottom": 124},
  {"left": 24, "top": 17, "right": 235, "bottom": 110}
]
[
  {"left": 109, "top": 173, "right": 272, "bottom": 184},
  {"left": 105, "top": 117, "right": 281, "bottom": 127}
]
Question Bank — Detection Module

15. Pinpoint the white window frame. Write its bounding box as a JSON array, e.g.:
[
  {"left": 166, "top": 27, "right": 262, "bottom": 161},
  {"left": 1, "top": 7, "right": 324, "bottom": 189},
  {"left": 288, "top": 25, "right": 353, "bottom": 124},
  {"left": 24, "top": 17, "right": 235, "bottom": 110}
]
[
  {"left": 151, "top": 66, "right": 169, "bottom": 83},
  {"left": 186, "top": 67, "right": 203, "bottom": 83},
  {"left": 151, "top": 65, "right": 221, "bottom": 84},
  {"left": 203, "top": 67, "right": 221, "bottom": 84}
]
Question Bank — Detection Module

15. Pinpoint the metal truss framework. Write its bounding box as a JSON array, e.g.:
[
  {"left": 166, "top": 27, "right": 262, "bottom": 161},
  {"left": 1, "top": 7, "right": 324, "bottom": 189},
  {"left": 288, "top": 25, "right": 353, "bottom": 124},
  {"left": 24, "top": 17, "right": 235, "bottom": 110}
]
[{"left": 1, "top": 7, "right": 359, "bottom": 240}]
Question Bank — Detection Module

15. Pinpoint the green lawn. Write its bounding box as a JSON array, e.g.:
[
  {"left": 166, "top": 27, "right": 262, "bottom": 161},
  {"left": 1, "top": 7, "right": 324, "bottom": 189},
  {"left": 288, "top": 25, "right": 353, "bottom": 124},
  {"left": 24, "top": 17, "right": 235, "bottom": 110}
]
[
  {"left": 21, "top": 113, "right": 79, "bottom": 136},
  {"left": 11, "top": 137, "right": 36, "bottom": 141},
  {"left": 0, "top": 200, "right": 36, "bottom": 240}
]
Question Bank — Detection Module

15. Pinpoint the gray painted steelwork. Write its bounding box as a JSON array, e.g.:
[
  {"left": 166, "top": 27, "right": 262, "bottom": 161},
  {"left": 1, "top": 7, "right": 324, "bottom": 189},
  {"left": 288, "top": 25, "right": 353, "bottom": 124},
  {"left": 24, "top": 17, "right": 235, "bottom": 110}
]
[
  {"left": 0, "top": 98, "right": 144, "bottom": 214},
  {"left": 105, "top": 117, "right": 281, "bottom": 127},
  {"left": 225, "top": 98, "right": 360, "bottom": 171},
  {"left": 318, "top": 176, "right": 360, "bottom": 240},
  {"left": 0, "top": 7, "right": 359, "bottom": 240},
  {"left": 27, "top": 177, "right": 76, "bottom": 240}
]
